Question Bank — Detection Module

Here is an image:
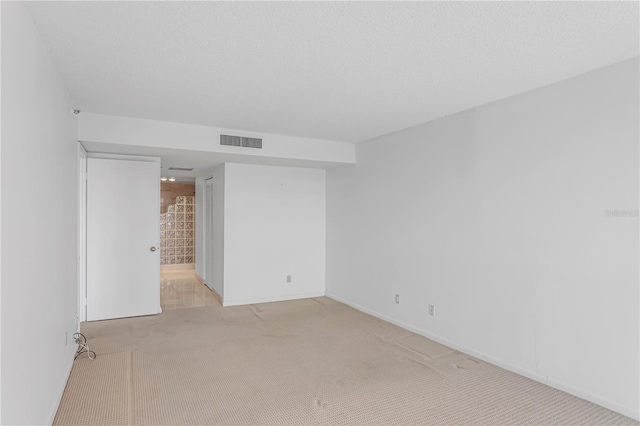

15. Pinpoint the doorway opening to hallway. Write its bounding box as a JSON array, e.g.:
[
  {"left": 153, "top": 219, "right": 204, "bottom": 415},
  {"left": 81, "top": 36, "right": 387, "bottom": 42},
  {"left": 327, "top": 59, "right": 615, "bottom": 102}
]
[
  {"left": 160, "top": 183, "right": 196, "bottom": 272},
  {"left": 160, "top": 270, "right": 221, "bottom": 310}
]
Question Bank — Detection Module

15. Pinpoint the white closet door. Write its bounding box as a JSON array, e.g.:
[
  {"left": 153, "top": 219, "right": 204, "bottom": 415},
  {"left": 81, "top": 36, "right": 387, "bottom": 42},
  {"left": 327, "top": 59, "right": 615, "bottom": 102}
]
[
  {"left": 86, "top": 157, "right": 160, "bottom": 321},
  {"left": 204, "top": 178, "right": 215, "bottom": 291}
]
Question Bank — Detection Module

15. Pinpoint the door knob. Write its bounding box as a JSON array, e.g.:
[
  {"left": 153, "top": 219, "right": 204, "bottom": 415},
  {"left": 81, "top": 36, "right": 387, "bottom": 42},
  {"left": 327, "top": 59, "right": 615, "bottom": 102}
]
[{"left": 150, "top": 247, "right": 157, "bottom": 252}]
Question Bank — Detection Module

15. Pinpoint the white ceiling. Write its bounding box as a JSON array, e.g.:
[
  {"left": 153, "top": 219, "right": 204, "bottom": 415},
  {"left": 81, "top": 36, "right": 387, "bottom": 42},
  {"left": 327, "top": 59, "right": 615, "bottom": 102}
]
[{"left": 27, "top": 1, "right": 638, "bottom": 144}]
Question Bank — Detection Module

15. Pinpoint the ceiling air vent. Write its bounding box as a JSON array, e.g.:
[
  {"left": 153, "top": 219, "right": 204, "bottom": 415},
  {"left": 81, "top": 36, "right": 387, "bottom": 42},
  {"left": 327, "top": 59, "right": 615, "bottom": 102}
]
[
  {"left": 168, "top": 167, "right": 194, "bottom": 171},
  {"left": 220, "top": 134, "right": 262, "bottom": 149}
]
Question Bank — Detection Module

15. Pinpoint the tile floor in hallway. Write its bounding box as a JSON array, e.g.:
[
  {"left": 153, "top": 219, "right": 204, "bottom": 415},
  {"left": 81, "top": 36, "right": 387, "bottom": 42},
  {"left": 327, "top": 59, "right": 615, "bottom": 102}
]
[{"left": 160, "top": 270, "right": 220, "bottom": 311}]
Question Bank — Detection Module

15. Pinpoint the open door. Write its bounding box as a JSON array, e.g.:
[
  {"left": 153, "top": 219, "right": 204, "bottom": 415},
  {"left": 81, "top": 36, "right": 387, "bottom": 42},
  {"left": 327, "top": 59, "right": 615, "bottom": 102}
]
[{"left": 86, "top": 155, "right": 161, "bottom": 321}]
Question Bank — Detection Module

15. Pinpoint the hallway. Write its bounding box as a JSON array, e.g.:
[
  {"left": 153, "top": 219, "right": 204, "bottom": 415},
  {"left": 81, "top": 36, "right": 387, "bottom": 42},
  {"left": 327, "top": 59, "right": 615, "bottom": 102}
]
[{"left": 160, "top": 271, "right": 220, "bottom": 311}]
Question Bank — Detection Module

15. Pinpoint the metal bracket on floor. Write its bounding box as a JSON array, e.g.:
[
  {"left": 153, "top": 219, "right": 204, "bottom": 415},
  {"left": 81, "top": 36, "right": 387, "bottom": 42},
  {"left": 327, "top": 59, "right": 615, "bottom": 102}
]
[{"left": 74, "top": 332, "right": 96, "bottom": 360}]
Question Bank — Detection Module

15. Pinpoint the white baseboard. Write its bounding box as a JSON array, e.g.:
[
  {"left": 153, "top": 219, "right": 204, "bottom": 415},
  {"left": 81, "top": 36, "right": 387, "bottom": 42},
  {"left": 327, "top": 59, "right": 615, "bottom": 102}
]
[
  {"left": 545, "top": 377, "right": 639, "bottom": 421},
  {"left": 223, "top": 291, "right": 325, "bottom": 307},
  {"left": 47, "top": 350, "right": 75, "bottom": 425},
  {"left": 325, "top": 292, "right": 639, "bottom": 421}
]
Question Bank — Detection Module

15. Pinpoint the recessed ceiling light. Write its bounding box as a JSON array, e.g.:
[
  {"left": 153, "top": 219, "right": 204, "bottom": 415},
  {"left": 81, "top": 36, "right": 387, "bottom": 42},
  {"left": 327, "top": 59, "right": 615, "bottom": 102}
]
[
  {"left": 160, "top": 177, "right": 167, "bottom": 181},
  {"left": 168, "top": 177, "right": 176, "bottom": 182}
]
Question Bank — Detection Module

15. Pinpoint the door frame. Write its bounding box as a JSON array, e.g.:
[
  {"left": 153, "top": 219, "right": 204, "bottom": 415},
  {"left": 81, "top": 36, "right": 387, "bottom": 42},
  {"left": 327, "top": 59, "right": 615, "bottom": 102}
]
[{"left": 77, "top": 143, "right": 87, "bottom": 324}]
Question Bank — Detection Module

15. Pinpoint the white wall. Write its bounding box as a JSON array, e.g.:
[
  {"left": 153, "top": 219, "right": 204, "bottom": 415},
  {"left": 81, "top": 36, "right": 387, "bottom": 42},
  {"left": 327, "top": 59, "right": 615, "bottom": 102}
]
[
  {"left": 223, "top": 163, "right": 326, "bottom": 305},
  {"left": 1, "top": 3, "right": 79, "bottom": 424},
  {"left": 326, "top": 58, "right": 639, "bottom": 419}
]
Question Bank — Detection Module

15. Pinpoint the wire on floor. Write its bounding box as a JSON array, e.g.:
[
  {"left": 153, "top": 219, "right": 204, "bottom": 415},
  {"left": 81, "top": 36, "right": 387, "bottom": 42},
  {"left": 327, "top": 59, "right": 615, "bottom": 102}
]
[{"left": 73, "top": 332, "right": 96, "bottom": 361}]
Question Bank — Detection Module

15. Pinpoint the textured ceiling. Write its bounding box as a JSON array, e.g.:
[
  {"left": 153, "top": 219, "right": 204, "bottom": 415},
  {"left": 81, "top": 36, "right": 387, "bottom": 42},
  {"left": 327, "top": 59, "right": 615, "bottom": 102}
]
[{"left": 26, "top": 1, "right": 638, "bottom": 143}]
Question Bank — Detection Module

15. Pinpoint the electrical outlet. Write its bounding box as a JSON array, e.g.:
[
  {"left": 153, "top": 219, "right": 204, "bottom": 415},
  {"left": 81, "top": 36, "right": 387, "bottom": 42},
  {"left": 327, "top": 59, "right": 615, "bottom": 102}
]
[
  {"left": 286, "top": 275, "right": 292, "bottom": 283},
  {"left": 395, "top": 294, "right": 400, "bottom": 304},
  {"left": 428, "top": 304, "right": 435, "bottom": 316}
]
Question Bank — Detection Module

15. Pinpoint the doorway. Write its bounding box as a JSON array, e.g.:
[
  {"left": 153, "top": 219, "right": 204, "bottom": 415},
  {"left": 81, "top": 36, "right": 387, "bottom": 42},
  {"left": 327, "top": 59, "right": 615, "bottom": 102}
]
[
  {"left": 159, "top": 182, "right": 204, "bottom": 310},
  {"left": 160, "top": 183, "right": 196, "bottom": 271}
]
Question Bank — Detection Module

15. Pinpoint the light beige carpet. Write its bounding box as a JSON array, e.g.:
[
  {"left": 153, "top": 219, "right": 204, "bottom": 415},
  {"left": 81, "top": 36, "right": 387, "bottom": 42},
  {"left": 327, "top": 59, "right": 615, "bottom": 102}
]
[{"left": 55, "top": 297, "right": 637, "bottom": 425}]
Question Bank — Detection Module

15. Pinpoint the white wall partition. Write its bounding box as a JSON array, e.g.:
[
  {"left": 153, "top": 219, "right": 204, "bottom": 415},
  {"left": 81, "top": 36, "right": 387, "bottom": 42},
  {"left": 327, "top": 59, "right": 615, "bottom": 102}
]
[
  {"left": 223, "top": 163, "right": 326, "bottom": 305},
  {"left": 326, "top": 58, "right": 639, "bottom": 419},
  {"left": 78, "top": 113, "right": 356, "bottom": 167},
  {"left": 1, "top": 3, "right": 79, "bottom": 424}
]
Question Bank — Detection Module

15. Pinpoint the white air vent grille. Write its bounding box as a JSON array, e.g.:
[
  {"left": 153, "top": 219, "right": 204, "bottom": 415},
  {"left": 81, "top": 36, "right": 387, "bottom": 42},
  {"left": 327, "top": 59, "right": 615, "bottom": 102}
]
[{"left": 220, "top": 134, "right": 262, "bottom": 149}]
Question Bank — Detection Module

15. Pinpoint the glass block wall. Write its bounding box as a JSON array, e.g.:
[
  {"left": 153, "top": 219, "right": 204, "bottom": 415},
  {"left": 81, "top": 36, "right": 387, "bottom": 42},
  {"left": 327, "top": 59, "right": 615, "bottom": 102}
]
[{"left": 160, "top": 196, "right": 195, "bottom": 265}]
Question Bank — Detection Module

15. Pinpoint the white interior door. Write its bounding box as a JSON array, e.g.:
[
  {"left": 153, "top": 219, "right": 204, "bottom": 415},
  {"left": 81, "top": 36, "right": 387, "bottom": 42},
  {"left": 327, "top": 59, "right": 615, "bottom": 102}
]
[{"left": 86, "top": 156, "right": 160, "bottom": 321}]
